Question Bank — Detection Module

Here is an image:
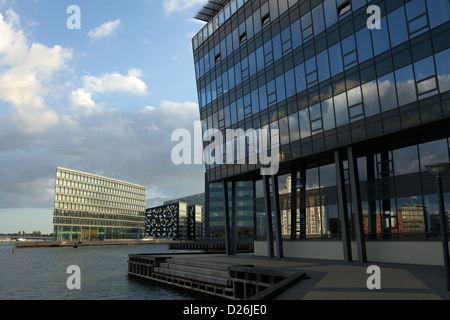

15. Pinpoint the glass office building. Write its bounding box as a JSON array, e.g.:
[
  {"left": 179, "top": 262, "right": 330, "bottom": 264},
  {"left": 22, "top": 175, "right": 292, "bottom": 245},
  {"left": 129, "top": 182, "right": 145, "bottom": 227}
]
[
  {"left": 53, "top": 167, "right": 146, "bottom": 241},
  {"left": 192, "top": 0, "right": 450, "bottom": 263}
]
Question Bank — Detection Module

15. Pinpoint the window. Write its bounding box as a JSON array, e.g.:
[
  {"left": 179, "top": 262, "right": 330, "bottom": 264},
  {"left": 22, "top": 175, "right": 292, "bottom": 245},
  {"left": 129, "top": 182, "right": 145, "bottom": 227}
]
[
  {"left": 269, "top": 0, "right": 279, "bottom": 21},
  {"left": 251, "top": 89, "right": 259, "bottom": 114},
  {"left": 281, "top": 27, "right": 292, "bottom": 55},
  {"left": 222, "top": 71, "right": 229, "bottom": 94},
  {"left": 322, "top": 98, "right": 336, "bottom": 131},
  {"left": 239, "top": 32, "right": 247, "bottom": 44},
  {"left": 435, "top": 49, "right": 450, "bottom": 93},
  {"left": 305, "top": 56, "right": 318, "bottom": 87},
  {"left": 248, "top": 51, "right": 257, "bottom": 77},
  {"left": 395, "top": 65, "right": 417, "bottom": 106},
  {"left": 228, "top": 66, "right": 235, "bottom": 88},
  {"left": 231, "top": 102, "right": 237, "bottom": 124},
  {"left": 259, "top": 85, "right": 268, "bottom": 110},
  {"left": 289, "top": 113, "right": 300, "bottom": 142},
  {"left": 352, "top": 0, "right": 367, "bottom": 11},
  {"left": 406, "top": 0, "right": 429, "bottom": 38},
  {"left": 310, "top": 103, "right": 323, "bottom": 135},
  {"left": 317, "top": 50, "right": 331, "bottom": 82},
  {"left": 276, "top": 74, "right": 286, "bottom": 102},
  {"left": 264, "top": 40, "right": 273, "bottom": 66},
  {"left": 273, "top": 34, "right": 283, "bottom": 61},
  {"left": 262, "top": 14, "right": 270, "bottom": 27},
  {"left": 378, "top": 72, "right": 398, "bottom": 112},
  {"left": 285, "top": 69, "right": 296, "bottom": 98},
  {"left": 324, "top": 0, "right": 338, "bottom": 28},
  {"left": 427, "top": 0, "right": 450, "bottom": 28},
  {"left": 334, "top": 91, "right": 349, "bottom": 126},
  {"left": 329, "top": 42, "right": 343, "bottom": 76},
  {"left": 224, "top": 105, "right": 231, "bottom": 127},
  {"left": 244, "top": 94, "right": 252, "bottom": 119},
  {"left": 388, "top": 7, "right": 408, "bottom": 48},
  {"left": 414, "top": 56, "right": 438, "bottom": 99},
  {"left": 234, "top": 62, "right": 242, "bottom": 86},
  {"left": 245, "top": 16, "right": 254, "bottom": 39},
  {"left": 337, "top": 0, "right": 351, "bottom": 17},
  {"left": 279, "top": 0, "right": 288, "bottom": 15},
  {"left": 372, "top": 17, "right": 390, "bottom": 56},
  {"left": 241, "top": 57, "right": 249, "bottom": 80},
  {"left": 312, "top": 4, "right": 325, "bottom": 36},
  {"left": 295, "top": 63, "right": 306, "bottom": 93},
  {"left": 356, "top": 27, "right": 373, "bottom": 63},
  {"left": 299, "top": 109, "right": 311, "bottom": 138},
  {"left": 301, "top": 12, "right": 313, "bottom": 41},
  {"left": 393, "top": 145, "right": 419, "bottom": 175},
  {"left": 256, "top": 47, "right": 265, "bottom": 72},
  {"left": 279, "top": 117, "right": 290, "bottom": 145},
  {"left": 342, "top": 35, "right": 358, "bottom": 69},
  {"left": 347, "top": 86, "right": 364, "bottom": 122},
  {"left": 291, "top": 20, "right": 302, "bottom": 49},
  {"left": 267, "top": 80, "right": 277, "bottom": 106}
]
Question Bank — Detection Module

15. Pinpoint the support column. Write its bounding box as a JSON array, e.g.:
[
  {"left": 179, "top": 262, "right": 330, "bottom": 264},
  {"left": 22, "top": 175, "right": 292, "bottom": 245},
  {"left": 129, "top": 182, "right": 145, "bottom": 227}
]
[
  {"left": 290, "top": 167, "right": 298, "bottom": 240},
  {"left": 222, "top": 180, "right": 233, "bottom": 255},
  {"left": 366, "top": 153, "right": 377, "bottom": 238},
  {"left": 299, "top": 168, "right": 307, "bottom": 239},
  {"left": 347, "top": 146, "right": 367, "bottom": 263},
  {"left": 263, "top": 175, "right": 274, "bottom": 257},
  {"left": 272, "top": 175, "right": 284, "bottom": 258},
  {"left": 334, "top": 150, "right": 352, "bottom": 262},
  {"left": 231, "top": 180, "right": 237, "bottom": 255},
  {"left": 253, "top": 180, "right": 257, "bottom": 240},
  {"left": 204, "top": 174, "right": 210, "bottom": 239}
]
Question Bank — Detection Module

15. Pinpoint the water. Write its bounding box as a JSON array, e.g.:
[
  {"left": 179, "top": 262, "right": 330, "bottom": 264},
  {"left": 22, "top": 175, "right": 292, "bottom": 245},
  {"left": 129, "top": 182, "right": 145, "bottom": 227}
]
[{"left": 0, "top": 243, "right": 194, "bottom": 300}]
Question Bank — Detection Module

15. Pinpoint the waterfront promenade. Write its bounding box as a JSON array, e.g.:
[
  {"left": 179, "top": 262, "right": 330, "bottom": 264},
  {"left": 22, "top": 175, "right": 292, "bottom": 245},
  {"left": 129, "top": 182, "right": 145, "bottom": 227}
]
[{"left": 148, "top": 253, "right": 450, "bottom": 300}]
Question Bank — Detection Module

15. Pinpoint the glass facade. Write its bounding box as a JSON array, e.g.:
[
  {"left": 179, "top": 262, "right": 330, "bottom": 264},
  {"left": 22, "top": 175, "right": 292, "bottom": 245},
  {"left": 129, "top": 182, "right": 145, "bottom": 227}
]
[
  {"left": 208, "top": 181, "right": 255, "bottom": 238},
  {"left": 53, "top": 167, "right": 146, "bottom": 241},
  {"left": 193, "top": 0, "right": 450, "bottom": 242}
]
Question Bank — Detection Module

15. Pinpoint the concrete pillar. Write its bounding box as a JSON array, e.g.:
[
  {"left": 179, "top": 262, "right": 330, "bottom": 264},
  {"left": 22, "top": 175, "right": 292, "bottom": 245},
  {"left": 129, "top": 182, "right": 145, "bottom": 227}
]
[
  {"left": 347, "top": 146, "right": 367, "bottom": 263},
  {"left": 272, "top": 175, "right": 284, "bottom": 258},
  {"left": 222, "top": 180, "right": 234, "bottom": 255},
  {"left": 290, "top": 167, "right": 297, "bottom": 240},
  {"left": 263, "top": 175, "right": 274, "bottom": 257},
  {"left": 334, "top": 149, "right": 353, "bottom": 262},
  {"left": 231, "top": 180, "right": 237, "bottom": 255}
]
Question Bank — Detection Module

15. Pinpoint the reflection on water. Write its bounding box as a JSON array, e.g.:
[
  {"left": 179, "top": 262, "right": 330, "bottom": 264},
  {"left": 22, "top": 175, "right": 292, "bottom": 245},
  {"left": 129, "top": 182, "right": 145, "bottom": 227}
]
[{"left": 0, "top": 243, "right": 193, "bottom": 300}]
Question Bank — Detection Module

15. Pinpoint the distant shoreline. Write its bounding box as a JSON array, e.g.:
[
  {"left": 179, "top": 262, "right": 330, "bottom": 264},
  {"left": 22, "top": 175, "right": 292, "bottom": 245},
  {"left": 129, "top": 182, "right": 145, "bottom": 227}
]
[{"left": 12, "top": 239, "right": 188, "bottom": 249}]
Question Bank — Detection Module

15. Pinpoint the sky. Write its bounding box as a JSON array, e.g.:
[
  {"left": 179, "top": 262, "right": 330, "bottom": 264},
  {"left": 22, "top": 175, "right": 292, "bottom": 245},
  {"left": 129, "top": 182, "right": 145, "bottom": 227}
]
[{"left": 0, "top": 0, "right": 208, "bottom": 234}]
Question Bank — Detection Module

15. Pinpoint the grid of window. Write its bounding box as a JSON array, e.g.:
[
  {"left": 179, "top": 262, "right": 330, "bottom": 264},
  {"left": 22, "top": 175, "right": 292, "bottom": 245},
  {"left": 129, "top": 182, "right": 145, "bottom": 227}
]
[
  {"left": 208, "top": 181, "right": 255, "bottom": 238},
  {"left": 195, "top": 0, "right": 450, "bottom": 174},
  {"left": 53, "top": 168, "right": 146, "bottom": 240},
  {"left": 196, "top": 0, "right": 450, "bottom": 108},
  {"left": 254, "top": 137, "right": 450, "bottom": 240}
]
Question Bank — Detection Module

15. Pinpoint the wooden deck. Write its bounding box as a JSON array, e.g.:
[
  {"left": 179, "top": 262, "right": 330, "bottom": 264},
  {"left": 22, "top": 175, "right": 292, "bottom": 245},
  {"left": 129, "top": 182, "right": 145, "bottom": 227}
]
[{"left": 127, "top": 254, "right": 307, "bottom": 300}]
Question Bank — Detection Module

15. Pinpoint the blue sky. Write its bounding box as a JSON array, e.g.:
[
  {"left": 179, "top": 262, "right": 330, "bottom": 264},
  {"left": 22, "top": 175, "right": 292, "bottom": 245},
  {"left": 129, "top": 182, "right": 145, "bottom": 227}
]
[{"left": 0, "top": 0, "right": 207, "bottom": 233}]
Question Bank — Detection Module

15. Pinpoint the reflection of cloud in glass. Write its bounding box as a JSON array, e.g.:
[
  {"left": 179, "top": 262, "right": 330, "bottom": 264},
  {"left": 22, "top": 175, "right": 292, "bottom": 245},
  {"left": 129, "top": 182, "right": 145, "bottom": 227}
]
[
  {"left": 419, "top": 139, "right": 449, "bottom": 171},
  {"left": 393, "top": 145, "right": 419, "bottom": 175},
  {"left": 377, "top": 74, "right": 398, "bottom": 111},
  {"left": 396, "top": 79, "right": 416, "bottom": 106},
  {"left": 438, "top": 74, "right": 450, "bottom": 93}
]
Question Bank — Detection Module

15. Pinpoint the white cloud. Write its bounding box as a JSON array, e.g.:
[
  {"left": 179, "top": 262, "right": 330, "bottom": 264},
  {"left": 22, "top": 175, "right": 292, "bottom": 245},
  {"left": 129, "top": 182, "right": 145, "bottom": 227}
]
[
  {"left": 163, "top": 0, "right": 205, "bottom": 14},
  {"left": 142, "top": 100, "right": 198, "bottom": 115},
  {"left": 88, "top": 19, "right": 121, "bottom": 40},
  {"left": 70, "top": 88, "right": 102, "bottom": 115},
  {"left": 82, "top": 68, "right": 147, "bottom": 96},
  {"left": 0, "top": 10, "right": 73, "bottom": 134}
]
